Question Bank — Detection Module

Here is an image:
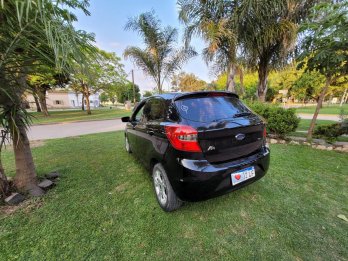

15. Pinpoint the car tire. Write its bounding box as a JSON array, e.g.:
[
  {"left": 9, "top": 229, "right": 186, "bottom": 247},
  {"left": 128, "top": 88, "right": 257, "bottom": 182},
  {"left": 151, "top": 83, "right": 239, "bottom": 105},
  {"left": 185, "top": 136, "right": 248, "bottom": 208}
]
[
  {"left": 152, "top": 163, "right": 182, "bottom": 212},
  {"left": 125, "top": 135, "right": 132, "bottom": 153}
]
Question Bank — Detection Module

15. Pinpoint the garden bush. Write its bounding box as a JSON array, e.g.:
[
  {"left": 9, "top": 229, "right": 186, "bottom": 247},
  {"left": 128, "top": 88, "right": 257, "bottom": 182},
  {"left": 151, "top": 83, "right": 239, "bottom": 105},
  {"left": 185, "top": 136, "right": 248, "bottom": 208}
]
[
  {"left": 247, "top": 102, "right": 300, "bottom": 138},
  {"left": 313, "top": 119, "right": 348, "bottom": 143}
]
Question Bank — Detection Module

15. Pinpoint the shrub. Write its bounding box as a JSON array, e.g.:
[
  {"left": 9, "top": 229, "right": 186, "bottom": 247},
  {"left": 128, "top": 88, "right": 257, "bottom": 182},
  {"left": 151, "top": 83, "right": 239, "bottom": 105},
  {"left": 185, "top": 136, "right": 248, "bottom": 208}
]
[
  {"left": 247, "top": 102, "right": 300, "bottom": 138},
  {"left": 313, "top": 119, "right": 348, "bottom": 143},
  {"left": 243, "top": 85, "right": 257, "bottom": 101}
]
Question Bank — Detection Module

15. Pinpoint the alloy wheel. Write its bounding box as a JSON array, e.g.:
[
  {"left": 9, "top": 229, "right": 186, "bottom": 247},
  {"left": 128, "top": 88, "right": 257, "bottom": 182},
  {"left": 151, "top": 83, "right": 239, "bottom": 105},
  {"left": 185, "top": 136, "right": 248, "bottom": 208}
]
[{"left": 153, "top": 169, "right": 168, "bottom": 205}]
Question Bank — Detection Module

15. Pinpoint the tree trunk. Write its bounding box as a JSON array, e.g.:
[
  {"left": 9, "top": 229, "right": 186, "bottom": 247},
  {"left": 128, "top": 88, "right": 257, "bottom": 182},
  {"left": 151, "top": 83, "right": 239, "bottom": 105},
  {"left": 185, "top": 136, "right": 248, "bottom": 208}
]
[
  {"left": 239, "top": 67, "right": 245, "bottom": 96},
  {"left": 12, "top": 125, "right": 43, "bottom": 195},
  {"left": 6, "top": 105, "right": 44, "bottom": 195},
  {"left": 307, "top": 77, "right": 331, "bottom": 141},
  {"left": 226, "top": 63, "right": 236, "bottom": 93},
  {"left": 0, "top": 128, "right": 9, "bottom": 198},
  {"left": 257, "top": 64, "right": 268, "bottom": 102},
  {"left": 37, "top": 88, "right": 49, "bottom": 116},
  {"left": 10, "top": 69, "right": 44, "bottom": 196},
  {"left": 85, "top": 94, "right": 91, "bottom": 115},
  {"left": 157, "top": 78, "right": 162, "bottom": 94},
  {"left": 81, "top": 93, "right": 85, "bottom": 111},
  {"left": 33, "top": 93, "right": 42, "bottom": 112},
  {"left": 82, "top": 83, "right": 92, "bottom": 115},
  {"left": 0, "top": 157, "right": 9, "bottom": 199},
  {"left": 11, "top": 122, "right": 43, "bottom": 195}
]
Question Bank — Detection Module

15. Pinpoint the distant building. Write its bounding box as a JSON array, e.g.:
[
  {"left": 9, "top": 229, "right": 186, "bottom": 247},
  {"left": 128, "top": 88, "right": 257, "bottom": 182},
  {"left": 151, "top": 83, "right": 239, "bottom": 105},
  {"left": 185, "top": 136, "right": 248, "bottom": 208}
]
[{"left": 26, "top": 90, "right": 101, "bottom": 109}]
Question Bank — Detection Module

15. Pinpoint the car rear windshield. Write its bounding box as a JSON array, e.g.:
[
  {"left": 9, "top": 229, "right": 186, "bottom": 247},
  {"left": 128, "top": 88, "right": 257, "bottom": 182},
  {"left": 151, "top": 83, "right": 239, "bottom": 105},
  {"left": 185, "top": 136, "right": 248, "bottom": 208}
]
[{"left": 175, "top": 96, "right": 251, "bottom": 122}]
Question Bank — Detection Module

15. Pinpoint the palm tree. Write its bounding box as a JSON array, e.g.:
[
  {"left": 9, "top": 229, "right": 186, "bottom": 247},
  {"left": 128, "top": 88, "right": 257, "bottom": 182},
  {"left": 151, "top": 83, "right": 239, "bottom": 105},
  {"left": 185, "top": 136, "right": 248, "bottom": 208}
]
[
  {"left": 0, "top": 0, "right": 94, "bottom": 196},
  {"left": 124, "top": 11, "right": 196, "bottom": 94},
  {"left": 237, "top": 0, "right": 316, "bottom": 101},
  {"left": 178, "top": 0, "right": 239, "bottom": 93}
]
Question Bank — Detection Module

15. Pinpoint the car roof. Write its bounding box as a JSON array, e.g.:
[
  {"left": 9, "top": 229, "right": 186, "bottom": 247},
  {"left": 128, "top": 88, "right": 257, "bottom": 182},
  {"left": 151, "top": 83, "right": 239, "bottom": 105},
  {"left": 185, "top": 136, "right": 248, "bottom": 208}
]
[{"left": 148, "top": 91, "right": 239, "bottom": 101}]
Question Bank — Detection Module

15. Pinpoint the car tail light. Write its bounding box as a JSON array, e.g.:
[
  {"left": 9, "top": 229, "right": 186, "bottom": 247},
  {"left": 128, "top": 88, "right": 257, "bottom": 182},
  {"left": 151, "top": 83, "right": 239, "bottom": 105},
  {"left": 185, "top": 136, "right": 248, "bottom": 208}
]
[
  {"left": 263, "top": 127, "right": 267, "bottom": 138},
  {"left": 165, "top": 125, "right": 202, "bottom": 152}
]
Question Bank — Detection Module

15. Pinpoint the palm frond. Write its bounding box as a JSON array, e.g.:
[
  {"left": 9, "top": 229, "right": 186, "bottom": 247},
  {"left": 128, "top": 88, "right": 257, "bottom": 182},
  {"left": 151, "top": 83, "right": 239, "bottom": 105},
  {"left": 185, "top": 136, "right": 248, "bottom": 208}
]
[
  {"left": 178, "top": 0, "right": 237, "bottom": 74},
  {"left": 124, "top": 46, "right": 157, "bottom": 80},
  {"left": 124, "top": 11, "right": 196, "bottom": 93},
  {"left": 162, "top": 46, "right": 197, "bottom": 86},
  {"left": 0, "top": 0, "right": 95, "bottom": 140}
]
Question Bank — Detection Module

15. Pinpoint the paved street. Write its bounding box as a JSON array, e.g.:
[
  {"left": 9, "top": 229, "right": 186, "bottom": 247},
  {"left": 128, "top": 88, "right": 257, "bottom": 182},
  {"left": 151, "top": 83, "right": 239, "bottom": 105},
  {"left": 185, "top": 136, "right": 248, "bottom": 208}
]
[
  {"left": 25, "top": 113, "right": 340, "bottom": 141},
  {"left": 297, "top": 113, "right": 340, "bottom": 121},
  {"left": 28, "top": 119, "right": 125, "bottom": 141}
]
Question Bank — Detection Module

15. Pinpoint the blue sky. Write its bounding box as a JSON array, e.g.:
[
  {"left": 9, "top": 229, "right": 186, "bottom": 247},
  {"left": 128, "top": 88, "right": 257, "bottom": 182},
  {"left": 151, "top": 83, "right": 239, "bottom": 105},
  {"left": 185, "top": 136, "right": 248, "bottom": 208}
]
[{"left": 74, "top": 0, "right": 211, "bottom": 93}]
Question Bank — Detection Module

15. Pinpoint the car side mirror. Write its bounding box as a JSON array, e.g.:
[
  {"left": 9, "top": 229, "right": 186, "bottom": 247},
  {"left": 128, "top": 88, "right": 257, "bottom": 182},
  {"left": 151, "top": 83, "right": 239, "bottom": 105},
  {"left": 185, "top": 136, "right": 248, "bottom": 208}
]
[{"left": 121, "top": 116, "right": 130, "bottom": 122}]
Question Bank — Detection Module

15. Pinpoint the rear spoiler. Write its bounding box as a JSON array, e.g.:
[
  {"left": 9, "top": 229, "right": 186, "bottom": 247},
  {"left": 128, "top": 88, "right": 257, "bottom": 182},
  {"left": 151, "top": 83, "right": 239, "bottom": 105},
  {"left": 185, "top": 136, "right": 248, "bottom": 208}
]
[{"left": 173, "top": 91, "right": 239, "bottom": 101}]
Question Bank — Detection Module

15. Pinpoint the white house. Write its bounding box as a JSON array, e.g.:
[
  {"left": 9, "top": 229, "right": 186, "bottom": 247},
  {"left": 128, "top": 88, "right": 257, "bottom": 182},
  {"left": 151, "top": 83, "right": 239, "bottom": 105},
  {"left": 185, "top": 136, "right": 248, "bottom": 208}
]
[
  {"left": 26, "top": 90, "right": 101, "bottom": 109},
  {"left": 67, "top": 92, "right": 100, "bottom": 108}
]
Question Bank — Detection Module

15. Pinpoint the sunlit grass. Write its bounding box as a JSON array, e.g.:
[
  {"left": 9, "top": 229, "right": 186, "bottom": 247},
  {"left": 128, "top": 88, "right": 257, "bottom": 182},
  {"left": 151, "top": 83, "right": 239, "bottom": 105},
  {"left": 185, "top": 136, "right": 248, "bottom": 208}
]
[
  {"left": 296, "top": 104, "right": 348, "bottom": 115},
  {"left": 30, "top": 108, "right": 131, "bottom": 124}
]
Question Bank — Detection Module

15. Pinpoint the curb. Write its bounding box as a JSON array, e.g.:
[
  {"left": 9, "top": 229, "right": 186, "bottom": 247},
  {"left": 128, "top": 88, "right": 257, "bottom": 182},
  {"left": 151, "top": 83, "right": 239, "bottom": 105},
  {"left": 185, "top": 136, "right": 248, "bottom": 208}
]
[{"left": 267, "top": 136, "right": 348, "bottom": 152}]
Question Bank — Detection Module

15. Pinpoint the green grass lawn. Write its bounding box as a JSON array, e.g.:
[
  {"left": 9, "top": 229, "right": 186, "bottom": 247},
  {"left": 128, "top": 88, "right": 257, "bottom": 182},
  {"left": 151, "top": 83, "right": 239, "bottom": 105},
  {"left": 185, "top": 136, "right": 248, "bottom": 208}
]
[
  {"left": 30, "top": 108, "right": 131, "bottom": 125},
  {"left": 1, "top": 132, "right": 347, "bottom": 260},
  {"left": 297, "top": 119, "right": 336, "bottom": 131},
  {"left": 295, "top": 104, "right": 347, "bottom": 115}
]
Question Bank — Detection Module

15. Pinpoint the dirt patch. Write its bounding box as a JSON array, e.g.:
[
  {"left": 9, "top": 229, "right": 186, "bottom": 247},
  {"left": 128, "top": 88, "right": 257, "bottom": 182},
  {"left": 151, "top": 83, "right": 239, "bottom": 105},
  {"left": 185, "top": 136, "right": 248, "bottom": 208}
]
[
  {"left": 114, "top": 182, "right": 129, "bottom": 193},
  {"left": 0, "top": 198, "right": 44, "bottom": 218},
  {"left": 0, "top": 204, "right": 21, "bottom": 216},
  {"left": 1, "top": 140, "right": 45, "bottom": 150},
  {"left": 30, "top": 140, "right": 46, "bottom": 148}
]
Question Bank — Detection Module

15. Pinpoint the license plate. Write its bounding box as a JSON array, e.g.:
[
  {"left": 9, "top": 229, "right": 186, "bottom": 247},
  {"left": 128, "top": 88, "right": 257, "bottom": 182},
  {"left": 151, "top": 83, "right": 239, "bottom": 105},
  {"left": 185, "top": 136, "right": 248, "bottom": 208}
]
[{"left": 231, "top": 166, "right": 255, "bottom": 186}]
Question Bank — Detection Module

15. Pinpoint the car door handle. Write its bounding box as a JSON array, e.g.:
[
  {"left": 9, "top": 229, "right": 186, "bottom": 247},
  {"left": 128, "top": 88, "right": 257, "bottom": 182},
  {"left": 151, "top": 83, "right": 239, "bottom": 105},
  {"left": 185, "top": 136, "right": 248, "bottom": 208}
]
[{"left": 147, "top": 130, "right": 154, "bottom": 136}]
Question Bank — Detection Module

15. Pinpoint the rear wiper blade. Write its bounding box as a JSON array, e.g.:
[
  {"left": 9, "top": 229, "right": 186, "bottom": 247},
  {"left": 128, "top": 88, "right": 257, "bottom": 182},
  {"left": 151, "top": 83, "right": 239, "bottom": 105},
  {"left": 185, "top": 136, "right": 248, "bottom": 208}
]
[{"left": 233, "top": 112, "right": 252, "bottom": 118}]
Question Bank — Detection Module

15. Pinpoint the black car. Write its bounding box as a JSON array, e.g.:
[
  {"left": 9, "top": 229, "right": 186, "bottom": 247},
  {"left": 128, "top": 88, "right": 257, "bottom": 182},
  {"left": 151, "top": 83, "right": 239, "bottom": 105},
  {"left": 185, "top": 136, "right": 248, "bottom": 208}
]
[{"left": 122, "top": 91, "right": 270, "bottom": 212}]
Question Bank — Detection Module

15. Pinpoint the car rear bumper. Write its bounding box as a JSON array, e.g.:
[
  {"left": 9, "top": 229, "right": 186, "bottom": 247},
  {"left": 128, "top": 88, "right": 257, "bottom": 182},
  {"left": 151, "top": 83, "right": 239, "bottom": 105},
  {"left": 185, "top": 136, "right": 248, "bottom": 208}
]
[{"left": 164, "top": 147, "right": 270, "bottom": 202}]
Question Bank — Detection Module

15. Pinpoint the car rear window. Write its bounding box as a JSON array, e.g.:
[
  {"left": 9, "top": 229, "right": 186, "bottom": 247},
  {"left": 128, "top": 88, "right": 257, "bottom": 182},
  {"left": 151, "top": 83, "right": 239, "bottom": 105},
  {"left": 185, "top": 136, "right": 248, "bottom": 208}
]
[{"left": 175, "top": 96, "right": 250, "bottom": 122}]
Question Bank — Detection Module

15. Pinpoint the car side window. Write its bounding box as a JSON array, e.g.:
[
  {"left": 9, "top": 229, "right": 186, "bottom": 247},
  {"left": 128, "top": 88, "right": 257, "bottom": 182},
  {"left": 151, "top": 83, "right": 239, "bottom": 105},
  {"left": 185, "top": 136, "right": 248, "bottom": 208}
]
[
  {"left": 133, "top": 98, "right": 166, "bottom": 123},
  {"left": 147, "top": 98, "right": 166, "bottom": 121},
  {"left": 134, "top": 106, "right": 144, "bottom": 122},
  {"left": 142, "top": 101, "right": 152, "bottom": 122}
]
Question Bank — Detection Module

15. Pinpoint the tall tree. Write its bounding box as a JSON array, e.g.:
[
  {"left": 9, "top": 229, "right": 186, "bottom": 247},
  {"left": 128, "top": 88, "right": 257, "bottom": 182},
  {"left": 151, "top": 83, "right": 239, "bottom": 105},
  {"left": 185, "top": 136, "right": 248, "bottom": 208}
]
[
  {"left": 71, "top": 49, "right": 126, "bottom": 114},
  {"left": 27, "top": 67, "right": 69, "bottom": 116},
  {"left": 171, "top": 72, "right": 207, "bottom": 92},
  {"left": 291, "top": 70, "right": 324, "bottom": 103},
  {"left": 124, "top": 11, "right": 196, "bottom": 94},
  {"left": 178, "top": 0, "right": 240, "bottom": 93},
  {"left": 114, "top": 82, "right": 141, "bottom": 103},
  {"left": 237, "top": 0, "right": 316, "bottom": 101},
  {"left": 0, "top": 0, "right": 94, "bottom": 195},
  {"left": 143, "top": 90, "right": 153, "bottom": 98},
  {"left": 297, "top": 1, "right": 348, "bottom": 140}
]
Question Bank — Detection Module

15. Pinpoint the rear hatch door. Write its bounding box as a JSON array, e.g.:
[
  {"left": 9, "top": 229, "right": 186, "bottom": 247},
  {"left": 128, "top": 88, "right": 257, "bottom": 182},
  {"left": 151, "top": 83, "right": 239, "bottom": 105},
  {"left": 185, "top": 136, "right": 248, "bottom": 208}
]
[{"left": 175, "top": 93, "right": 264, "bottom": 163}]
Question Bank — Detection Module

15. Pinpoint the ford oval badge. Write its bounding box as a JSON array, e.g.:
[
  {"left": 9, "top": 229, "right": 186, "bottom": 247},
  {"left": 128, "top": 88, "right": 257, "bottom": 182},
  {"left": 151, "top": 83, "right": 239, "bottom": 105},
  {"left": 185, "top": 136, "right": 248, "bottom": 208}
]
[{"left": 235, "top": 133, "right": 246, "bottom": 141}]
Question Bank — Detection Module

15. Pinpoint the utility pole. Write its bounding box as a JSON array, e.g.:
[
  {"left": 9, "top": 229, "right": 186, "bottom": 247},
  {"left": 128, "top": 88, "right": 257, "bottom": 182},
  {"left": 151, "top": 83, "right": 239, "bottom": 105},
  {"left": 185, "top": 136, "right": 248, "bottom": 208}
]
[{"left": 131, "top": 69, "right": 136, "bottom": 104}]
